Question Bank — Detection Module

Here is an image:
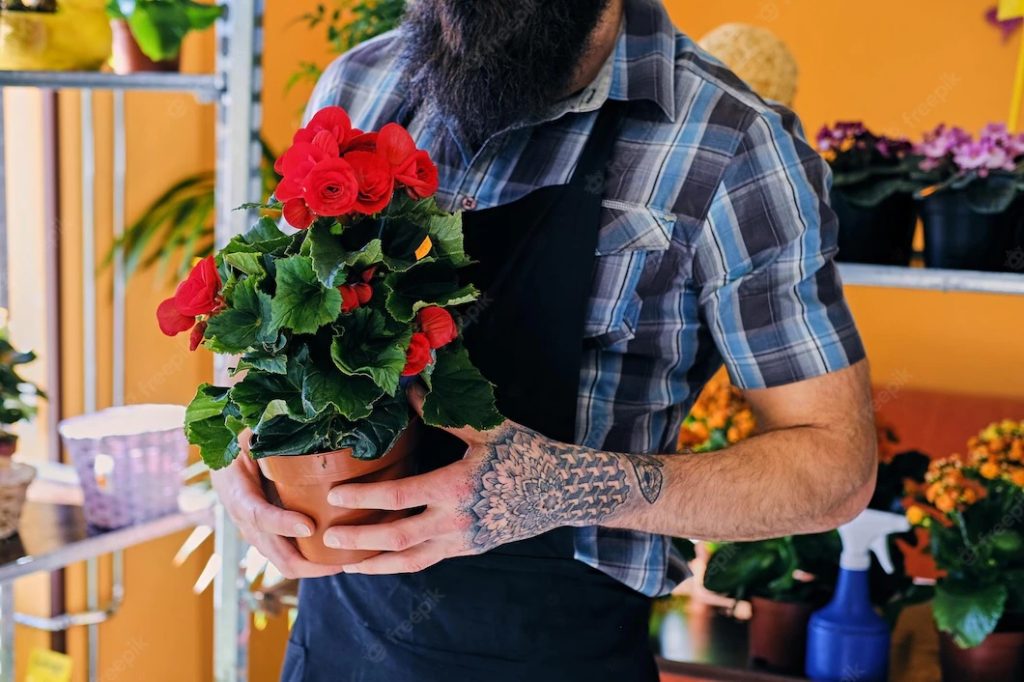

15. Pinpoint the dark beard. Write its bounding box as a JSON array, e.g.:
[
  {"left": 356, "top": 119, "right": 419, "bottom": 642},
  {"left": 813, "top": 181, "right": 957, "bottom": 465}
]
[{"left": 399, "top": 0, "right": 612, "bottom": 147}]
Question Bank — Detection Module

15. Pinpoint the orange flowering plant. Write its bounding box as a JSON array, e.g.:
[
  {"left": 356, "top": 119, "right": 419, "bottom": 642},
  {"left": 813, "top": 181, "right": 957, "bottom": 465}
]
[
  {"left": 904, "top": 419, "right": 1024, "bottom": 648},
  {"left": 678, "top": 374, "right": 756, "bottom": 453}
]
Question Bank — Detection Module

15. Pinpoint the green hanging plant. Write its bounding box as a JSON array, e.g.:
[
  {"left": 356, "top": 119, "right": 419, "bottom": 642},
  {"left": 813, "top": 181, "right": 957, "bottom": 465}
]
[{"left": 105, "top": 139, "right": 278, "bottom": 281}]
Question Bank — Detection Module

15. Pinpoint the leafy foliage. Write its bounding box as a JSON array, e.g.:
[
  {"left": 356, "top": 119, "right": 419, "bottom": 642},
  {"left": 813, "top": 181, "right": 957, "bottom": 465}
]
[
  {"left": 0, "top": 328, "right": 45, "bottom": 440},
  {"left": 286, "top": 0, "right": 407, "bottom": 92},
  {"left": 184, "top": 200, "right": 501, "bottom": 468},
  {"left": 106, "top": 0, "right": 224, "bottom": 62}
]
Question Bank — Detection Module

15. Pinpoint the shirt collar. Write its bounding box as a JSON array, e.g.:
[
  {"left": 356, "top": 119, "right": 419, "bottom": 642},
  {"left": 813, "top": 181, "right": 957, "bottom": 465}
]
[
  {"left": 556, "top": 0, "right": 677, "bottom": 121},
  {"left": 607, "top": 0, "right": 677, "bottom": 121}
]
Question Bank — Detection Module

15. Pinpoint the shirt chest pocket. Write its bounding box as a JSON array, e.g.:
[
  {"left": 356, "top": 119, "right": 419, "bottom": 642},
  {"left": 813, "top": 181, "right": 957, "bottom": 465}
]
[{"left": 584, "top": 202, "right": 675, "bottom": 351}]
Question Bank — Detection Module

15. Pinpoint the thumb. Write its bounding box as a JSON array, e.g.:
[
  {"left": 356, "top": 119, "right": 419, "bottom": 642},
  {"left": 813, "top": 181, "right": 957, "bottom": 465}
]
[{"left": 405, "top": 382, "right": 492, "bottom": 445}]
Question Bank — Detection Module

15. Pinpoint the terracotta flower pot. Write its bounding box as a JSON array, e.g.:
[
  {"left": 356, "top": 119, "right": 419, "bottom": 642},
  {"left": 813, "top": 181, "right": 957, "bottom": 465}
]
[
  {"left": 939, "top": 631, "right": 1024, "bottom": 682},
  {"left": 109, "top": 19, "right": 180, "bottom": 74},
  {"left": 257, "top": 421, "right": 419, "bottom": 566},
  {"left": 748, "top": 596, "right": 815, "bottom": 676}
]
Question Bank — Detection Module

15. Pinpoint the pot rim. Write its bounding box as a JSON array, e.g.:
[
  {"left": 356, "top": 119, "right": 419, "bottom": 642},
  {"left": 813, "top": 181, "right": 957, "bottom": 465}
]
[
  {"left": 257, "top": 421, "right": 418, "bottom": 484},
  {"left": 0, "top": 461, "right": 36, "bottom": 487}
]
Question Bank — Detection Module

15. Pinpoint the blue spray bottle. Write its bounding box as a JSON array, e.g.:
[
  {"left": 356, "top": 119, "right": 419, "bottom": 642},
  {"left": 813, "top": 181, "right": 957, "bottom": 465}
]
[{"left": 805, "top": 509, "right": 910, "bottom": 682}]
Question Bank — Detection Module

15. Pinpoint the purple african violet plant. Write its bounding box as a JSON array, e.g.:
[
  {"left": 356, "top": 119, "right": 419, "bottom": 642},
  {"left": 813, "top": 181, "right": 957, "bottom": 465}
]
[
  {"left": 816, "top": 121, "right": 913, "bottom": 207},
  {"left": 910, "top": 124, "right": 1024, "bottom": 214}
]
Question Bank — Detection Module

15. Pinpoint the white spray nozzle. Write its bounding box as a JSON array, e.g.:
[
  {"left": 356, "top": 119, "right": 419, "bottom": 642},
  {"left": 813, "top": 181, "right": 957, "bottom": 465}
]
[{"left": 838, "top": 509, "right": 910, "bottom": 573}]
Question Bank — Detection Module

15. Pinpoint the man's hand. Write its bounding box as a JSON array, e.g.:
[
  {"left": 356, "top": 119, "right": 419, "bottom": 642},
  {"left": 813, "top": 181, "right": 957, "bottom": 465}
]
[
  {"left": 323, "top": 385, "right": 645, "bottom": 575},
  {"left": 210, "top": 438, "right": 341, "bottom": 580}
]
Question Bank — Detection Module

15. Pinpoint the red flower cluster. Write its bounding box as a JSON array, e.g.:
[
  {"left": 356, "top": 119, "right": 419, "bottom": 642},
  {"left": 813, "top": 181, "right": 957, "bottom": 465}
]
[
  {"left": 402, "top": 307, "right": 458, "bottom": 376},
  {"left": 157, "top": 256, "right": 222, "bottom": 351},
  {"left": 275, "top": 107, "right": 440, "bottom": 229}
]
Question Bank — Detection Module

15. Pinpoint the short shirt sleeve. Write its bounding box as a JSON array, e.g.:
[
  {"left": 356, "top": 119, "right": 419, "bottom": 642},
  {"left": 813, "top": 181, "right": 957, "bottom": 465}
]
[{"left": 693, "top": 107, "right": 865, "bottom": 390}]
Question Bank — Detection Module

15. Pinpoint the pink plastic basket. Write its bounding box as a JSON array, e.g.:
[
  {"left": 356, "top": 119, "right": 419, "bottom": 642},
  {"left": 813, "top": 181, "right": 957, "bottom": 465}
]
[{"left": 58, "top": 405, "right": 187, "bottom": 529}]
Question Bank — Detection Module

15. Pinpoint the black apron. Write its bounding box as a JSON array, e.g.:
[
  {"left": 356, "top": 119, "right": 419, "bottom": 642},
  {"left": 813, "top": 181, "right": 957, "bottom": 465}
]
[{"left": 282, "top": 103, "right": 657, "bottom": 682}]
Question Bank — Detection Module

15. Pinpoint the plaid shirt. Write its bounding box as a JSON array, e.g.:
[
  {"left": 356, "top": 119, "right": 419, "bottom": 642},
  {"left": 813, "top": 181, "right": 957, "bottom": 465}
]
[{"left": 304, "top": 0, "right": 865, "bottom": 596}]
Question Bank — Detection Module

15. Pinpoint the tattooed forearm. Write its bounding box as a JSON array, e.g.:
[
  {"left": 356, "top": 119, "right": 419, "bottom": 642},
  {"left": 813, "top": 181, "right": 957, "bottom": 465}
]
[{"left": 464, "top": 425, "right": 664, "bottom": 550}]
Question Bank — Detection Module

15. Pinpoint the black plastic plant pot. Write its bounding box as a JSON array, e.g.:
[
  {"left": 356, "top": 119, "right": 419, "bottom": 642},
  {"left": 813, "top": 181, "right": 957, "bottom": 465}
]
[
  {"left": 831, "top": 190, "right": 917, "bottom": 266},
  {"left": 918, "top": 191, "right": 1021, "bottom": 272}
]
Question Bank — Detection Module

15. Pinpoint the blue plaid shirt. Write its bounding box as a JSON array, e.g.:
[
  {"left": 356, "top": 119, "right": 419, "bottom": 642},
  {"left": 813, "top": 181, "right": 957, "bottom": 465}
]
[{"left": 303, "top": 0, "right": 865, "bottom": 596}]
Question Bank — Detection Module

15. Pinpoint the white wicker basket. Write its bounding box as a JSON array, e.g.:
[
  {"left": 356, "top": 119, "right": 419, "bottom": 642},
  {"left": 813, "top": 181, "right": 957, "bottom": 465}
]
[
  {"left": 59, "top": 404, "right": 187, "bottom": 529},
  {"left": 0, "top": 461, "right": 36, "bottom": 539}
]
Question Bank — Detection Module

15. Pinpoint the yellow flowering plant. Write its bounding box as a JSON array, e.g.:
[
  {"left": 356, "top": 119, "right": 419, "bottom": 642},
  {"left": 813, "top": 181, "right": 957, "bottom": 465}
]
[{"left": 904, "top": 419, "right": 1024, "bottom": 649}]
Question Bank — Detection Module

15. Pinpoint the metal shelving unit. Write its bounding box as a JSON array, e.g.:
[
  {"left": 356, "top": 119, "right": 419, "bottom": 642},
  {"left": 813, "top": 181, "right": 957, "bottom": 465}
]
[
  {"left": 839, "top": 263, "right": 1024, "bottom": 296},
  {"left": 0, "top": 2, "right": 263, "bottom": 680},
  {"left": 0, "top": 71, "right": 222, "bottom": 98}
]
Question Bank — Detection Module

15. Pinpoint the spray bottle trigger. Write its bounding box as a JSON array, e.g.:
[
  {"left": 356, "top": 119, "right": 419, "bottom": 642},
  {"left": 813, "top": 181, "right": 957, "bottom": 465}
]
[{"left": 869, "top": 535, "right": 895, "bottom": 574}]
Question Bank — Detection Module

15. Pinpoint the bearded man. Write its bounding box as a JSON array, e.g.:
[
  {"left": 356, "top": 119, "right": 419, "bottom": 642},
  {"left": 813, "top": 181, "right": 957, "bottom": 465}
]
[{"left": 212, "top": 1, "right": 877, "bottom": 679}]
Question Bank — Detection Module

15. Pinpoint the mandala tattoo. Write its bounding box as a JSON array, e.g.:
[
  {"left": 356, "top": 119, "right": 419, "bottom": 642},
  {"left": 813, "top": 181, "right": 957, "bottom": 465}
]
[{"left": 466, "top": 427, "right": 665, "bottom": 550}]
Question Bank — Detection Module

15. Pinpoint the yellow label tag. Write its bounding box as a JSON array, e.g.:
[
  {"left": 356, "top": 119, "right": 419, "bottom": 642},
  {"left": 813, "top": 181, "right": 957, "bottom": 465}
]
[
  {"left": 1000, "top": 0, "right": 1024, "bottom": 20},
  {"left": 415, "top": 236, "right": 433, "bottom": 261},
  {"left": 26, "top": 649, "right": 73, "bottom": 682}
]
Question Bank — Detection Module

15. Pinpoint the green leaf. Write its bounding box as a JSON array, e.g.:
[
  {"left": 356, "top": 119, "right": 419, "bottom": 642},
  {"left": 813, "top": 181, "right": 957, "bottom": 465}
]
[
  {"left": 379, "top": 215, "right": 430, "bottom": 272},
  {"left": 231, "top": 358, "right": 306, "bottom": 425},
  {"left": 338, "top": 393, "right": 410, "bottom": 460},
  {"left": 223, "top": 251, "right": 265, "bottom": 277},
  {"left": 243, "top": 216, "right": 289, "bottom": 247},
  {"left": 383, "top": 262, "right": 478, "bottom": 323},
  {"left": 933, "top": 580, "right": 1007, "bottom": 649},
  {"left": 270, "top": 255, "right": 342, "bottom": 334},
  {"left": 427, "top": 209, "right": 471, "bottom": 267},
  {"left": 233, "top": 351, "right": 287, "bottom": 376},
  {"left": 965, "top": 173, "right": 1020, "bottom": 215},
  {"left": 420, "top": 343, "right": 502, "bottom": 430},
  {"left": 307, "top": 222, "right": 383, "bottom": 287},
  {"left": 703, "top": 540, "right": 790, "bottom": 600},
  {"left": 184, "top": 384, "right": 242, "bottom": 470},
  {"left": 250, "top": 414, "right": 326, "bottom": 458},
  {"left": 301, "top": 363, "right": 381, "bottom": 422},
  {"left": 204, "top": 277, "right": 277, "bottom": 354},
  {"left": 330, "top": 307, "right": 411, "bottom": 395}
]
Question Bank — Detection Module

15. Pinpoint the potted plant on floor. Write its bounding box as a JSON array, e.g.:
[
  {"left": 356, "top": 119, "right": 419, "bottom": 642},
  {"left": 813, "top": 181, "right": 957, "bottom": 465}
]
[
  {"left": 904, "top": 419, "right": 1024, "bottom": 682},
  {"left": 160, "top": 106, "right": 502, "bottom": 566},
  {"left": 816, "top": 122, "right": 917, "bottom": 266},
  {"left": 703, "top": 532, "right": 841, "bottom": 675},
  {"left": 0, "top": 327, "right": 45, "bottom": 539},
  {"left": 105, "top": 0, "right": 222, "bottom": 73},
  {"left": 702, "top": 419, "right": 929, "bottom": 677},
  {"left": 0, "top": 0, "right": 111, "bottom": 71},
  {"left": 909, "top": 124, "right": 1024, "bottom": 272}
]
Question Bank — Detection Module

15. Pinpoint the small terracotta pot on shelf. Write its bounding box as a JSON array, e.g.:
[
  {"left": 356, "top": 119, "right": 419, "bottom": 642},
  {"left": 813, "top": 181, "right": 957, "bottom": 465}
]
[
  {"left": 748, "top": 596, "right": 816, "bottom": 676},
  {"left": 257, "top": 421, "right": 419, "bottom": 567},
  {"left": 939, "top": 630, "right": 1024, "bottom": 682},
  {"left": 109, "top": 19, "right": 180, "bottom": 74}
]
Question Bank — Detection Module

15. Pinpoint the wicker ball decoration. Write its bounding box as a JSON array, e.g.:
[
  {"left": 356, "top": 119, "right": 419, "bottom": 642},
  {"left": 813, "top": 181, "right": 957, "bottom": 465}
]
[{"left": 698, "top": 23, "right": 799, "bottom": 107}]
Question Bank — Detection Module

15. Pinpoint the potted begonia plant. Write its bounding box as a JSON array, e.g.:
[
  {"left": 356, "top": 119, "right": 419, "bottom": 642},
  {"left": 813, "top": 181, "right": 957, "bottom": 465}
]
[
  {"left": 909, "top": 124, "right": 1024, "bottom": 272},
  {"left": 105, "top": 0, "right": 222, "bottom": 73},
  {"left": 0, "top": 327, "right": 45, "bottom": 539},
  {"left": 817, "top": 122, "right": 917, "bottom": 266},
  {"left": 904, "top": 420, "right": 1024, "bottom": 682},
  {"left": 160, "top": 106, "right": 502, "bottom": 566}
]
